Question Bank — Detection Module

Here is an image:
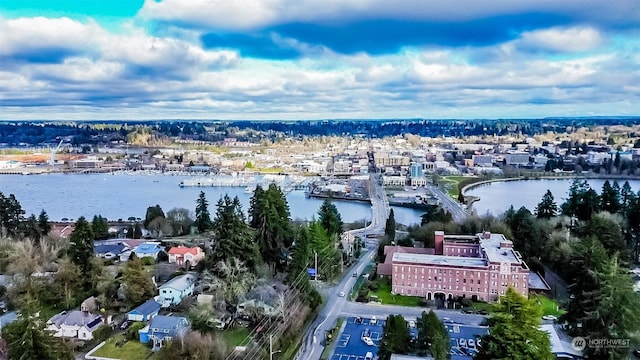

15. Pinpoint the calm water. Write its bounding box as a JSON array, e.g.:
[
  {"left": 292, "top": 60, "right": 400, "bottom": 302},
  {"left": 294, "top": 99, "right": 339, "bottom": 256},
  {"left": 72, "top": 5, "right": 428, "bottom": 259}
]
[
  {"left": 466, "top": 178, "right": 640, "bottom": 216},
  {"left": 0, "top": 173, "right": 424, "bottom": 225}
]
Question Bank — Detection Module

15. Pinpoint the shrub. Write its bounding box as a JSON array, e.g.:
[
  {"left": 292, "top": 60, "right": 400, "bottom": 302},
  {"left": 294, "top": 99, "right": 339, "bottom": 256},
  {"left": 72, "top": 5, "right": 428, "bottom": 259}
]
[
  {"left": 369, "top": 282, "right": 379, "bottom": 291},
  {"left": 93, "top": 325, "right": 114, "bottom": 342},
  {"left": 141, "top": 256, "right": 156, "bottom": 266},
  {"left": 127, "top": 322, "right": 147, "bottom": 341},
  {"left": 460, "top": 298, "right": 473, "bottom": 307},
  {"left": 157, "top": 251, "right": 169, "bottom": 262}
]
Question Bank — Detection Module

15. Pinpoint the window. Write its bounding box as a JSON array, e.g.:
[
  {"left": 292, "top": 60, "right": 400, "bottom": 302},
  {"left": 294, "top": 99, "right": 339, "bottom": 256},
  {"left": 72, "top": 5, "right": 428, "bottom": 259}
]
[{"left": 463, "top": 279, "right": 466, "bottom": 283}]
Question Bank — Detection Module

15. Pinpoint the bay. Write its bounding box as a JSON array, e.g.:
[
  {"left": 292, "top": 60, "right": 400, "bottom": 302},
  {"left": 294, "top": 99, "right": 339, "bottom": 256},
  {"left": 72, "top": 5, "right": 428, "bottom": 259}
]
[
  {"left": 466, "top": 178, "right": 640, "bottom": 217},
  {"left": 0, "top": 173, "right": 425, "bottom": 225}
]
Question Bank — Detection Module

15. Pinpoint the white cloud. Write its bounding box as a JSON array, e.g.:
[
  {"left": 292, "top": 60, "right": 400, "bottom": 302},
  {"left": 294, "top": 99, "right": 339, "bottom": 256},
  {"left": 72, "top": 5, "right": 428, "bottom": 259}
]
[{"left": 517, "top": 26, "right": 604, "bottom": 53}]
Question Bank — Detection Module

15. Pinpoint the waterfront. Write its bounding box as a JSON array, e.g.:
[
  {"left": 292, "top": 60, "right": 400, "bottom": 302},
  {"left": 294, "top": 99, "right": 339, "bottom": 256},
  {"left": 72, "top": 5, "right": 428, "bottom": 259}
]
[
  {"left": 0, "top": 173, "right": 424, "bottom": 225},
  {"left": 466, "top": 178, "right": 640, "bottom": 216}
]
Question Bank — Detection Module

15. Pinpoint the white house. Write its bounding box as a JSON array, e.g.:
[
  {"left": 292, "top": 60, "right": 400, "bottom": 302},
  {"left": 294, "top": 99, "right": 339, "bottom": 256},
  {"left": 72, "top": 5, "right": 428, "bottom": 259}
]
[
  {"left": 46, "top": 310, "right": 103, "bottom": 340},
  {"left": 158, "top": 273, "right": 196, "bottom": 307}
]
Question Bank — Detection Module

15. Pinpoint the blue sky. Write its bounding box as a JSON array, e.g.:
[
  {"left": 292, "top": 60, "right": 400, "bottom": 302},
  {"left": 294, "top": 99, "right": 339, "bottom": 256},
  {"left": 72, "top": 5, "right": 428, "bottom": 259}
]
[{"left": 0, "top": 0, "right": 638, "bottom": 120}]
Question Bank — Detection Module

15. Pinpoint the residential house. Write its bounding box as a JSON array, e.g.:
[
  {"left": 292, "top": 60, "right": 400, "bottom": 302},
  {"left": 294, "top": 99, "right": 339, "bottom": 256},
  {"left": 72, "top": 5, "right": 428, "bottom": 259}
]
[
  {"left": 134, "top": 242, "right": 164, "bottom": 260},
  {"left": 46, "top": 310, "right": 103, "bottom": 340},
  {"left": 158, "top": 273, "right": 196, "bottom": 307},
  {"left": 167, "top": 246, "right": 205, "bottom": 268},
  {"left": 94, "top": 243, "right": 129, "bottom": 260},
  {"left": 138, "top": 315, "right": 189, "bottom": 350},
  {"left": 127, "top": 298, "right": 161, "bottom": 322}
]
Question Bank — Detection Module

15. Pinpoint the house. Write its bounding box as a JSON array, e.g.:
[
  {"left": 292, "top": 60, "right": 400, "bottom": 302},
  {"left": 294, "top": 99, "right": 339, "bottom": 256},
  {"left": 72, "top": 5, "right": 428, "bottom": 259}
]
[
  {"left": 237, "top": 299, "right": 280, "bottom": 318},
  {"left": 138, "top": 315, "right": 189, "bottom": 350},
  {"left": 127, "top": 298, "right": 161, "bottom": 322},
  {"left": 158, "top": 273, "right": 196, "bottom": 307},
  {"left": 167, "top": 246, "right": 205, "bottom": 267},
  {"left": 46, "top": 310, "right": 103, "bottom": 340},
  {"left": 134, "top": 242, "right": 164, "bottom": 260},
  {"left": 94, "top": 243, "right": 129, "bottom": 260},
  {"left": 80, "top": 296, "right": 98, "bottom": 313}
]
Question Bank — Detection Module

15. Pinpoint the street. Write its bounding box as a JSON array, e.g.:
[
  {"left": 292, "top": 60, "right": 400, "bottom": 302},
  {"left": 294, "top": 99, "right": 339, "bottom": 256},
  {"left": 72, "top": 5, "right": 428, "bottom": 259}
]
[{"left": 428, "top": 185, "right": 468, "bottom": 222}]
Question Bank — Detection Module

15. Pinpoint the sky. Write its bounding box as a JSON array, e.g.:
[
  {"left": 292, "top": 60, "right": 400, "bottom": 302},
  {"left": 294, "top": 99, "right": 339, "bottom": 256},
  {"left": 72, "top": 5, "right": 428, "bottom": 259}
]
[{"left": 0, "top": 0, "right": 639, "bottom": 120}]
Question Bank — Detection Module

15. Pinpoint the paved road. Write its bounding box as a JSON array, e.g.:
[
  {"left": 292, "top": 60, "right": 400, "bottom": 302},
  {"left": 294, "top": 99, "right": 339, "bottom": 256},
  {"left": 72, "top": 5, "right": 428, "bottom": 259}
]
[{"left": 428, "top": 185, "right": 468, "bottom": 222}]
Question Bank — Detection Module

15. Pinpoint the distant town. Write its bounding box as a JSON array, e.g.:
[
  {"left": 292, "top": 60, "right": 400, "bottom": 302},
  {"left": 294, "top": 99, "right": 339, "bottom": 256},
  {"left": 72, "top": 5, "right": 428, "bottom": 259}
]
[{"left": 0, "top": 118, "right": 639, "bottom": 360}]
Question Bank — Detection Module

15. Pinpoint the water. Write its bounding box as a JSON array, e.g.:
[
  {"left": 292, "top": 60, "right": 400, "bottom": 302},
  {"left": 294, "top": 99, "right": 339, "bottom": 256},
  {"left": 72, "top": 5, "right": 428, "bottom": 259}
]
[
  {"left": 0, "top": 173, "right": 425, "bottom": 225},
  {"left": 466, "top": 178, "right": 640, "bottom": 216}
]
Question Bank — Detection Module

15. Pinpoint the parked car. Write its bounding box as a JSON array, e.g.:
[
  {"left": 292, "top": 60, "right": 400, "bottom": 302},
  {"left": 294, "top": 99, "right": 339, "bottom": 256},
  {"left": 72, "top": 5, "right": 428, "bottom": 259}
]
[
  {"left": 468, "top": 339, "right": 475, "bottom": 348},
  {"left": 443, "top": 317, "right": 453, "bottom": 323},
  {"left": 119, "top": 320, "right": 130, "bottom": 330},
  {"left": 339, "top": 291, "right": 345, "bottom": 297},
  {"left": 408, "top": 320, "right": 416, "bottom": 328},
  {"left": 542, "top": 315, "right": 558, "bottom": 321},
  {"left": 365, "top": 352, "right": 373, "bottom": 360},
  {"left": 363, "top": 337, "right": 374, "bottom": 346},
  {"left": 459, "top": 338, "right": 467, "bottom": 347},
  {"left": 477, "top": 310, "right": 489, "bottom": 315},
  {"left": 462, "top": 308, "right": 475, "bottom": 314},
  {"left": 370, "top": 316, "right": 377, "bottom": 325}
]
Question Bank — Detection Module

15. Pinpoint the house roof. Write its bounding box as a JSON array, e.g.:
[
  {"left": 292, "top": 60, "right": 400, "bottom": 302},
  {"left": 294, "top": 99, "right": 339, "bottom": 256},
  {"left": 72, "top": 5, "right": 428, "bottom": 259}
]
[
  {"left": 168, "top": 246, "right": 201, "bottom": 256},
  {"left": 48, "top": 310, "right": 102, "bottom": 329},
  {"left": 129, "top": 299, "right": 161, "bottom": 316},
  {"left": 159, "top": 273, "right": 196, "bottom": 292},
  {"left": 149, "top": 315, "right": 189, "bottom": 336},
  {"left": 94, "top": 243, "right": 128, "bottom": 255},
  {"left": 135, "top": 243, "right": 163, "bottom": 254}
]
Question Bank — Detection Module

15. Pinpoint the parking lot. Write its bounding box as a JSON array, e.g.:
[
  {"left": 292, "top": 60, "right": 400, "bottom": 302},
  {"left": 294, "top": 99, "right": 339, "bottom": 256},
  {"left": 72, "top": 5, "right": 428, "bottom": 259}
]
[
  {"left": 330, "top": 316, "right": 418, "bottom": 360},
  {"left": 445, "top": 323, "right": 488, "bottom": 359}
]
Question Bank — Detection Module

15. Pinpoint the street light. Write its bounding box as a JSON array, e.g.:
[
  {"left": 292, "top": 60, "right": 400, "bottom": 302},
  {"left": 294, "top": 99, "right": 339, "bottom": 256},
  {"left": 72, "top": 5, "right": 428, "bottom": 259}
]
[{"left": 270, "top": 335, "right": 281, "bottom": 360}]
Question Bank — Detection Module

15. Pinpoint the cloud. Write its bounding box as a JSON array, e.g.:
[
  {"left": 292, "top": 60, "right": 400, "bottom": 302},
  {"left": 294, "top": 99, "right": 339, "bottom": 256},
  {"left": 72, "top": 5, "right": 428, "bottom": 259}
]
[{"left": 516, "top": 26, "right": 604, "bottom": 53}]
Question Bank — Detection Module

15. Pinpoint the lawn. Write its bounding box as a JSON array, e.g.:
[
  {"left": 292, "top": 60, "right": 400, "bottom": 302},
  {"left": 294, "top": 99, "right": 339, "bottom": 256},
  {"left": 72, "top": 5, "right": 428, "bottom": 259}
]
[
  {"left": 222, "top": 326, "right": 251, "bottom": 347},
  {"left": 91, "top": 334, "right": 152, "bottom": 360},
  {"left": 532, "top": 294, "right": 566, "bottom": 317},
  {"left": 441, "top": 176, "right": 472, "bottom": 198},
  {"left": 368, "top": 279, "right": 423, "bottom": 306},
  {"left": 470, "top": 301, "right": 497, "bottom": 314}
]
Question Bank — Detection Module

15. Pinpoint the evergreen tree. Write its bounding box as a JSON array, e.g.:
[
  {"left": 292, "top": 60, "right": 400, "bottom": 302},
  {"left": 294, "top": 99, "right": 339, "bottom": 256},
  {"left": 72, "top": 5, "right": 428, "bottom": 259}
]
[
  {"left": 378, "top": 314, "right": 412, "bottom": 360},
  {"left": 122, "top": 257, "right": 156, "bottom": 308},
  {"left": 2, "top": 304, "right": 74, "bottom": 360},
  {"left": 0, "top": 192, "right": 26, "bottom": 237},
  {"left": 599, "top": 180, "right": 621, "bottom": 214},
  {"left": 144, "top": 204, "right": 165, "bottom": 228},
  {"left": 37, "top": 209, "right": 51, "bottom": 236},
  {"left": 211, "top": 195, "right": 259, "bottom": 268},
  {"left": 385, "top": 209, "right": 396, "bottom": 242},
  {"left": 194, "top": 191, "right": 212, "bottom": 233},
  {"left": 475, "top": 288, "right": 553, "bottom": 360},
  {"left": 68, "top": 216, "right": 94, "bottom": 276},
  {"left": 249, "top": 184, "right": 292, "bottom": 266},
  {"left": 133, "top": 222, "right": 143, "bottom": 239},
  {"left": 318, "top": 199, "right": 343, "bottom": 238},
  {"left": 91, "top": 214, "right": 110, "bottom": 240},
  {"left": 561, "top": 179, "right": 600, "bottom": 221},
  {"left": 23, "top": 214, "right": 41, "bottom": 243},
  {"left": 534, "top": 189, "right": 558, "bottom": 219},
  {"left": 619, "top": 181, "right": 634, "bottom": 213},
  {"left": 416, "top": 311, "right": 449, "bottom": 360}
]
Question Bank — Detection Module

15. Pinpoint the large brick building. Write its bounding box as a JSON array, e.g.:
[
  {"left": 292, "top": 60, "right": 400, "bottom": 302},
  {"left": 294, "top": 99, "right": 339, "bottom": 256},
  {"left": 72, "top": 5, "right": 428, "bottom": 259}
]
[{"left": 388, "top": 231, "right": 531, "bottom": 302}]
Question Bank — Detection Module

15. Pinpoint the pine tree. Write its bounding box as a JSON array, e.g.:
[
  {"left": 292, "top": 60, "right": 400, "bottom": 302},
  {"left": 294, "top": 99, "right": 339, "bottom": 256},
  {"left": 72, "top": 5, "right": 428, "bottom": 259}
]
[
  {"left": 599, "top": 180, "right": 621, "bottom": 214},
  {"left": 211, "top": 195, "right": 259, "bottom": 268},
  {"left": 385, "top": 209, "right": 396, "bottom": 242},
  {"left": 194, "top": 191, "right": 212, "bottom": 233},
  {"left": 534, "top": 189, "right": 558, "bottom": 218},
  {"left": 37, "top": 209, "right": 52, "bottom": 236},
  {"left": 318, "top": 199, "right": 343, "bottom": 238},
  {"left": 378, "top": 314, "right": 412, "bottom": 360},
  {"left": 68, "top": 216, "right": 94, "bottom": 275}
]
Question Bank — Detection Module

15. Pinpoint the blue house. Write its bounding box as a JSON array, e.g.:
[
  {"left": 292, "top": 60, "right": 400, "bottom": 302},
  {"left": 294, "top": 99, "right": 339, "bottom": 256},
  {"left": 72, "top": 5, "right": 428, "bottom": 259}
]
[
  {"left": 158, "top": 273, "right": 196, "bottom": 307},
  {"left": 94, "top": 243, "right": 129, "bottom": 260},
  {"left": 138, "top": 315, "right": 189, "bottom": 350},
  {"left": 127, "top": 298, "right": 161, "bottom": 322},
  {"left": 133, "top": 242, "right": 164, "bottom": 260}
]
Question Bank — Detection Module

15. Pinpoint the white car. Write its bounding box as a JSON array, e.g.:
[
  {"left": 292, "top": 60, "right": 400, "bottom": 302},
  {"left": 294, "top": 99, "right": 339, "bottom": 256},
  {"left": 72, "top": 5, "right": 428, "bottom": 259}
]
[
  {"left": 363, "top": 337, "right": 374, "bottom": 346},
  {"left": 468, "top": 339, "right": 475, "bottom": 348},
  {"left": 542, "top": 315, "right": 558, "bottom": 321},
  {"left": 408, "top": 320, "right": 416, "bottom": 328},
  {"left": 339, "top": 291, "right": 345, "bottom": 297}
]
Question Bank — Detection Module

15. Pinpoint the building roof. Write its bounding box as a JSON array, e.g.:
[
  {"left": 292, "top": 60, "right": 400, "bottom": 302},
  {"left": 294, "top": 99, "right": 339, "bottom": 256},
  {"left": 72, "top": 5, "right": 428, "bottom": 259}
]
[
  {"left": 478, "top": 233, "right": 522, "bottom": 265},
  {"left": 149, "top": 315, "right": 189, "bottom": 336},
  {"left": 159, "top": 273, "right": 196, "bottom": 292},
  {"left": 540, "top": 324, "right": 584, "bottom": 358},
  {"left": 168, "top": 246, "right": 201, "bottom": 256},
  {"left": 528, "top": 272, "right": 551, "bottom": 291},
  {"left": 48, "top": 310, "right": 102, "bottom": 330},
  {"left": 380, "top": 245, "right": 435, "bottom": 275},
  {"left": 135, "top": 242, "right": 163, "bottom": 254},
  {"left": 393, "top": 252, "right": 488, "bottom": 268},
  {"left": 129, "top": 299, "right": 161, "bottom": 316},
  {"left": 94, "top": 243, "right": 128, "bottom": 255}
]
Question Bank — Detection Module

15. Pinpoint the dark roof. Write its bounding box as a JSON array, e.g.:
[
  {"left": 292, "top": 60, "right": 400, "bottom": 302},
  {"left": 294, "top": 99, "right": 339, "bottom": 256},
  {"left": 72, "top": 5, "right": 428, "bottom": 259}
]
[
  {"left": 48, "top": 310, "right": 102, "bottom": 329},
  {"left": 528, "top": 272, "right": 551, "bottom": 291},
  {"left": 149, "top": 315, "right": 189, "bottom": 337},
  {"left": 94, "top": 243, "right": 128, "bottom": 255},
  {"left": 128, "top": 299, "right": 161, "bottom": 316}
]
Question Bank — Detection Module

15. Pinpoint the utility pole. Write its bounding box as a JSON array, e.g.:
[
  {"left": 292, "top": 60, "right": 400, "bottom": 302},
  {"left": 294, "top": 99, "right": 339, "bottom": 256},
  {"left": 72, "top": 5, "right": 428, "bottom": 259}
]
[
  {"left": 270, "top": 335, "right": 281, "bottom": 360},
  {"left": 314, "top": 251, "right": 318, "bottom": 282}
]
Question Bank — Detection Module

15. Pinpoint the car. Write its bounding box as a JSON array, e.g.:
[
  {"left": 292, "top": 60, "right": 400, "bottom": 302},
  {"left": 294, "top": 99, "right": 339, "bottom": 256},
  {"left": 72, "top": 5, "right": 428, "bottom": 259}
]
[
  {"left": 477, "top": 310, "right": 489, "bottom": 315},
  {"left": 443, "top": 317, "right": 453, "bottom": 323},
  {"left": 408, "top": 320, "right": 416, "bottom": 328},
  {"left": 462, "top": 309, "right": 475, "bottom": 314},
  {"left": 363, "top": 328, "right": 371, "bottom": 338},
  {"left": 459, "top": 338, "right": 467, "bottom": 347},
  {"left": 542, "top": 315, "right": 558, "bottom": 321},
  {"left": 353, "top": 273, "right": 357, "bottom": 277},
  {"left": 119, "top": 320, "right": 130, "bottom": 330},
  {"left": 468, "top": 339, "right": 475, "bottom": 348},
  {"left": 365, "top": 352, "right": 374, "bottom": 360},
  {"left": 370, "top": 316, "right": 377, "bottom": 325},
  {"left": 339, "top": 291, "right": 345, "bottom": 297},
  {"left": 363, "top": 337, "right": 374, "bottom": 346}
]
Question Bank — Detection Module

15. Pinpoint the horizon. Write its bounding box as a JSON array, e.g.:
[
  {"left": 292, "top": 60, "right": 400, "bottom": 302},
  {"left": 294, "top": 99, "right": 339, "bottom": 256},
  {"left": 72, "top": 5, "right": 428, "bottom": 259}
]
[{"left": 1, "top": 0, "right": 639, "bottom": 120}]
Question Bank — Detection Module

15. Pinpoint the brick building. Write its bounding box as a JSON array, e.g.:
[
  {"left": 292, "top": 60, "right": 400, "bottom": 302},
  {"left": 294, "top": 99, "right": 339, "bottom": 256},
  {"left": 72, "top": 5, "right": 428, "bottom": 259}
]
[{"left": 389, "top": 231, "right": 530, "bottom": 302}]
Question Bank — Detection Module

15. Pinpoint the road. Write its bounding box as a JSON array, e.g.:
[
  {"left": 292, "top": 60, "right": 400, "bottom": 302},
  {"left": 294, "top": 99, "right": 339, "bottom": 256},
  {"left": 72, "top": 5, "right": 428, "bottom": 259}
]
[
  {"left": 428, "top": 185, "right": 468, "bottom": 222},
  {"left": 297, "top": 175, "right": 483, "bottom": 360}
]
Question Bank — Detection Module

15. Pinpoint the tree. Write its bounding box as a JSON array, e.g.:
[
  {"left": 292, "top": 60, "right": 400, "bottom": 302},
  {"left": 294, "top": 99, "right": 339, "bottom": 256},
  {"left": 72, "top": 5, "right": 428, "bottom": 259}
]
[
  {"left": 599, "top": 180, "right": 621, "bottom": 214},
  {"left": 416, "top": 311, "right": 449, "bottom": 360},
  {"left": 68, "top": 216, "right": 94, "bottom": 277},
  {"left": 54, "top": 258, "right": 82, "bottom": 309},
  {"left": 122, "top": 257, "right": 156, "bottom": 308},
  {"left": 144, "top": 205, "right": 165, "bottom": 228},
  {"left": 378, "top": 314, "right": 412, "bottom": 360},
  {"left": 133, "top": 222, "right": 143, "bottom": 239},
  {"left": 92, "top": 214, "right": 110, "bottom": 240},
  {"left": 166, "top": 208, "right": 193, "bottom": 236},
  {"left": 385, "top": 209, "right": 396, "bottom": 242},
  {"left": 249, "top": 184, "right": 293, "bottom": 267},
  {"left": 534, "top": 189, "right": 558, "bottom": 219},
  {"left": 318, "top": 199, "right": 343, "bottom": 239},
  {"left": 561, "top": 179, "right": 600, "bottom": 221},
  {"left": 475, "top": 288, "right": 553, "bottom": 360},
  {"left": 194, "top": 191, "right": 212, "bottom": 233},
  {"left": 0, "top": 192, "right": 26, "bottom": 237},
  {"left": 37, "top": 209, "right": 51, "bottom": 237},
  {"left": 211, "top": 195, "right": 259, "bottom": 268},
  {"left": 2, "top": 304, "right": 74, "bottom": 360}
]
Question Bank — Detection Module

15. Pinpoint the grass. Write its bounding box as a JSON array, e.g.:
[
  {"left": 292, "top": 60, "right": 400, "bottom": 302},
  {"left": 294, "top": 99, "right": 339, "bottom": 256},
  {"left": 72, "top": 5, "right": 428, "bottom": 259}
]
[
  {"left": 469, "top": 301, "right": 497, "bottom": 314},
  {"left": 91, "top": 334, "right": 152, "bottom": 360},
  {"left": 441, "top": 175, "right": 472, "bottom": 198},
  {"left": 222, "top": 326, "right": 251, "bottom": 347},
  {"left": 532, "top": 294, "right": 566, "bottom": 317},
  {"left": 367, "top": 279, "right": 423, "bottom": 306}
]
